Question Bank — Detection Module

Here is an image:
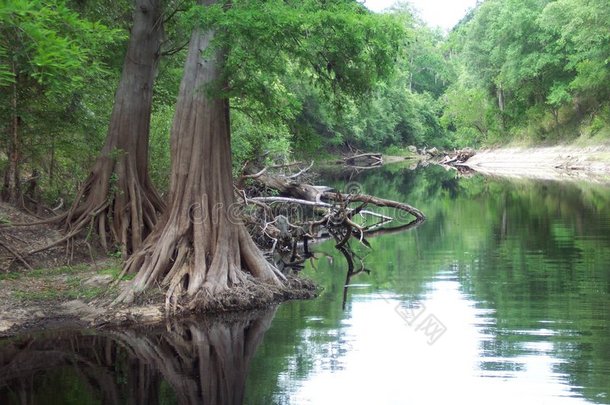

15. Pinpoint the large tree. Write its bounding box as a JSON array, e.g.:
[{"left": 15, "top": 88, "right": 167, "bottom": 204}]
[
  {"left": 61, "top": 0, "right": 166, "bottom": 256},
  {"left": 117, "top": 0, "right": 402, "bottom": 308}
]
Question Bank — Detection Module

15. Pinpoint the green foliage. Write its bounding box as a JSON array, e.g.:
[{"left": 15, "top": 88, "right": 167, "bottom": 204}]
[
  {"left": 0, "top": 0, "right": 123, "bottom": 204},
  {"left": 177, "top": 0, "right": 408, "bottom": 157},
  {"left": 286, "top": 5, "right": 451, "bottom": 152},
  {"left": 444, "top": 0, "right": 610, "bottom": 145},
  {"left": 231, "top": 109, "right": 292, "bottom": 170},
  {"left": 0, "top": 0, "right": 121, "bottom": 90},
  {"left": 214, "top": 0, "right": 403, "bottom": 100},
  {"left": 5, "top": 0, "right": 610, "bottom": 213},
  {"left": 149, "top": 105, "right": 173, "bottom": 192}
]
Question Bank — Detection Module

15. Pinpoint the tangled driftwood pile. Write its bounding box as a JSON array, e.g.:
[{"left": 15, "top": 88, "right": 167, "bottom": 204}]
[{"left": 237, "top": 161, "right": 425, "bottom": 273}]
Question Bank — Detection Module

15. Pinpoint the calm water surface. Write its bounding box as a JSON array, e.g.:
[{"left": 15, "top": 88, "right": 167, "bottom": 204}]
[{"left": 2, "top": 165, "right": 610, "bottom": 404}]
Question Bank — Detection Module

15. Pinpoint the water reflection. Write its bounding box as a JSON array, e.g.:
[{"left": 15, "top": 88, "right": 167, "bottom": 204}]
[
  {"left": 3, "top": 165, "right": 610, "bottom": 404},
  {"left": 245, "top": 165, "right": 610, "bottom": 404},
  {"left": 0, "top": 309, "right": 275, "bottom": 404}
]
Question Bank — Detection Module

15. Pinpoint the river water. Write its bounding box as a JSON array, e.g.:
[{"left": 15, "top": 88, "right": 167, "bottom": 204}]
[{"left": 2, "top": 164, "right": 610, "bottom": 404}]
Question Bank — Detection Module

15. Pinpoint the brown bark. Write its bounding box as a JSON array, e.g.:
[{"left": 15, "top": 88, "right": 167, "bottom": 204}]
[
  {"left": 255, "top": 171, "right": 323, "bottom": 202},
  {"left": 343, "top": 152, "right": 383, "bottom": 167},
  {"left": 116, "top": 3, "right": 282, "bottom": 308},
  {"left": 61, "top": 0, "right": 165, "bottom": 257}
]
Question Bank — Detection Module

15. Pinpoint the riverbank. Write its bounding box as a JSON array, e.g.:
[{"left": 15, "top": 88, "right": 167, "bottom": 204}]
[
  {"left": 0, "top": 259, "right": 318, "bottom": 337},
  {"left": 0, "top": 261, "right": 317, "bottom": 337},
  {"left": 0, "top": 200, "right": 318, "bottom": 337},
  {"left": 463, "top": 144, "right": 610, "bottom": 183}
]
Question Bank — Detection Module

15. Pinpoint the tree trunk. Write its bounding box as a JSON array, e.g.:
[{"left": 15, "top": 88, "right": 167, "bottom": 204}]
[
  {"left": 62, "top": 0, "right": 165, "bottom": 257},
  {"left": 3, "top": 62, "right": 20, "bottom": 205},
  {"left": 497, "top": 85, "right": 505, "bottom": 112},
  {"left": 117, "top": 4, "right": 282, "bottom": 308}
]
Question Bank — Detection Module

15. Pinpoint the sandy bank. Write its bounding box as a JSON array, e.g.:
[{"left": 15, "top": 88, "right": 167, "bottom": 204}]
[{"left": 463, "top": 145, "right": 610, "bottom": 183}]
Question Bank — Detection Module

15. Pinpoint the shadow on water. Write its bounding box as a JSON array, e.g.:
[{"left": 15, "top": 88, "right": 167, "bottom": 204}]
[{"left": 0, "top": 309, "right": 275, "bottom": 405}]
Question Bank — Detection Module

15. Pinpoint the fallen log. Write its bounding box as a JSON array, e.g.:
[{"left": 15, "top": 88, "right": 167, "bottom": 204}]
[
  {"left": 244, "top": 170, "right": 425, "bottom": 222},
  {"left": 249, "top": 196, "right": 393, "bottom": 222},
  {"left": 343, "top": 153, "right": 383, "bottom": 167},
  {"left": 240, "top": 163, "right": 425, "bottom": 274},
  {"left": 439, "top": 148, "right": 475, "bottom": 166},
  {"left": 0, "top": 239, "right": 33, "bottom": 271},
  {"left": 322, "top": 192, "right": 425, "bottom": 222}
]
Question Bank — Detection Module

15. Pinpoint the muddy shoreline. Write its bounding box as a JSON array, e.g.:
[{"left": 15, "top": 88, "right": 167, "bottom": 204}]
[{"left": 0, "top": 271, "right": 318, "bottom": 338}]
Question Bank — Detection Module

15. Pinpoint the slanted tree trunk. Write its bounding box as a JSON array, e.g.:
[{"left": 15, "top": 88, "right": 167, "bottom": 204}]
[
  {"left": 61, "top": 0, "right": 165, "bottom": 257},
  {"left": 2, "top": 62, "right": 20, "bottom": 205},
  {"left": 117, "top": 5, "right": 282, "bottom": 308}
]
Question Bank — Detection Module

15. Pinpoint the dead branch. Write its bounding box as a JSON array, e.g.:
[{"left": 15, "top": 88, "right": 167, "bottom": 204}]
[
  {"left": 323, "top": 192, "right": 425, "bottom": 221},
  {"left": 0, "top": 239, "right": 33, "bottom": 271},
  {"left": 287, "top": 161, "right": 314, "bottom": 179}
]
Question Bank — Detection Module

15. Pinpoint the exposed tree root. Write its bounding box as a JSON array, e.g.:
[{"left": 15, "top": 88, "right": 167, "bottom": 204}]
[
  {"left": 61, "top": 156, "right": 164, "bottom": 257},
  {"left": 113, "top": 22, "right": 286, "bottom": 312},
  {"left": 1, "top": 0, "right": 165, "bottom": 260},
  {"left": 114, "top": 212, "right": 286, "bottom": 312}
]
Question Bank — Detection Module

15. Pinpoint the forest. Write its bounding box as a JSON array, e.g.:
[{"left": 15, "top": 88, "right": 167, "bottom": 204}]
[
  {"left": 2, "top": 0, "right": 609, "bottom": 208},
  {"left": 1, "top": 0, "right": 609, "bottom": 310}
]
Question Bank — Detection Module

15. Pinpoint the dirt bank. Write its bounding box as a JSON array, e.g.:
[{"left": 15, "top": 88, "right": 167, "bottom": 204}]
[
  {"left": 0, "top": 264, "right": 317, "bottom": 337},
  {"left": 0, "top": 203, "right": 318, "bottom": 338},
  {"left": 463, "top": 145, "right": 610, "bottom": 183}
]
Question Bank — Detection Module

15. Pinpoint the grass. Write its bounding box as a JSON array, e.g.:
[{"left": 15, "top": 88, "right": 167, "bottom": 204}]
[
  {"left": 12, "top": 281, "right": 110, "bottom": 302},
  {"left": 2, "top": 258, "right": 126, "bottom": 303},
  {"left": 383, "top": 145, "right": 419, "bottom": 157},
  {"left": 0, "top": 263, "right": 90, "bottom": 281},
  {"left": 0, "top": 214, "right": 10, "bottom": 225}
]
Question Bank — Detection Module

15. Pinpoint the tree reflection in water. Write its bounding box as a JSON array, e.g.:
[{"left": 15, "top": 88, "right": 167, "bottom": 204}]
[{"left": 0, "top": 309, "right": 275, "bottom": 405}]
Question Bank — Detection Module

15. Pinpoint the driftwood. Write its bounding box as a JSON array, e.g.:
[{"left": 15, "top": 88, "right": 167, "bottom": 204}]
[
  {"left": 0, "top": 239, "right": 33, "bottom": 271},
  {"left": 342, "top": 153, "right": 383, "bottom": 167},
  {"left": 243, "top": 167, "right": 425, "bottom": 222},
  {"left": 322, "top": 191, "right": 425, "bottom": 221},
  {"left": 438, "top": 148, "right": 476, "bottom": 166},
  {"left": 240, "top": 163, "right": 425, "bottom": 274}
]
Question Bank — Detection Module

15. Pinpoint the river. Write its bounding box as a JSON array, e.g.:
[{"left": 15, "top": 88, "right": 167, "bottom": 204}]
[{"left": 2, "top": 164, "right": 610, "bottom": 404}]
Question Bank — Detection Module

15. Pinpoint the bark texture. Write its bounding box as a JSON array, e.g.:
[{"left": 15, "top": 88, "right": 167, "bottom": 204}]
[
  {"left": 61, "top": 0, "right": 165, "bottom": 256},
  {"left": 117, "top": 10, "right": 282, "bottom": 308}
]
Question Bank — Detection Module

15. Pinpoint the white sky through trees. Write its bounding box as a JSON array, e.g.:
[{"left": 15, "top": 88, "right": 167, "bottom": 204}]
[{"left": 363, "top": 0, "right": 479, "bottom": 31}]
